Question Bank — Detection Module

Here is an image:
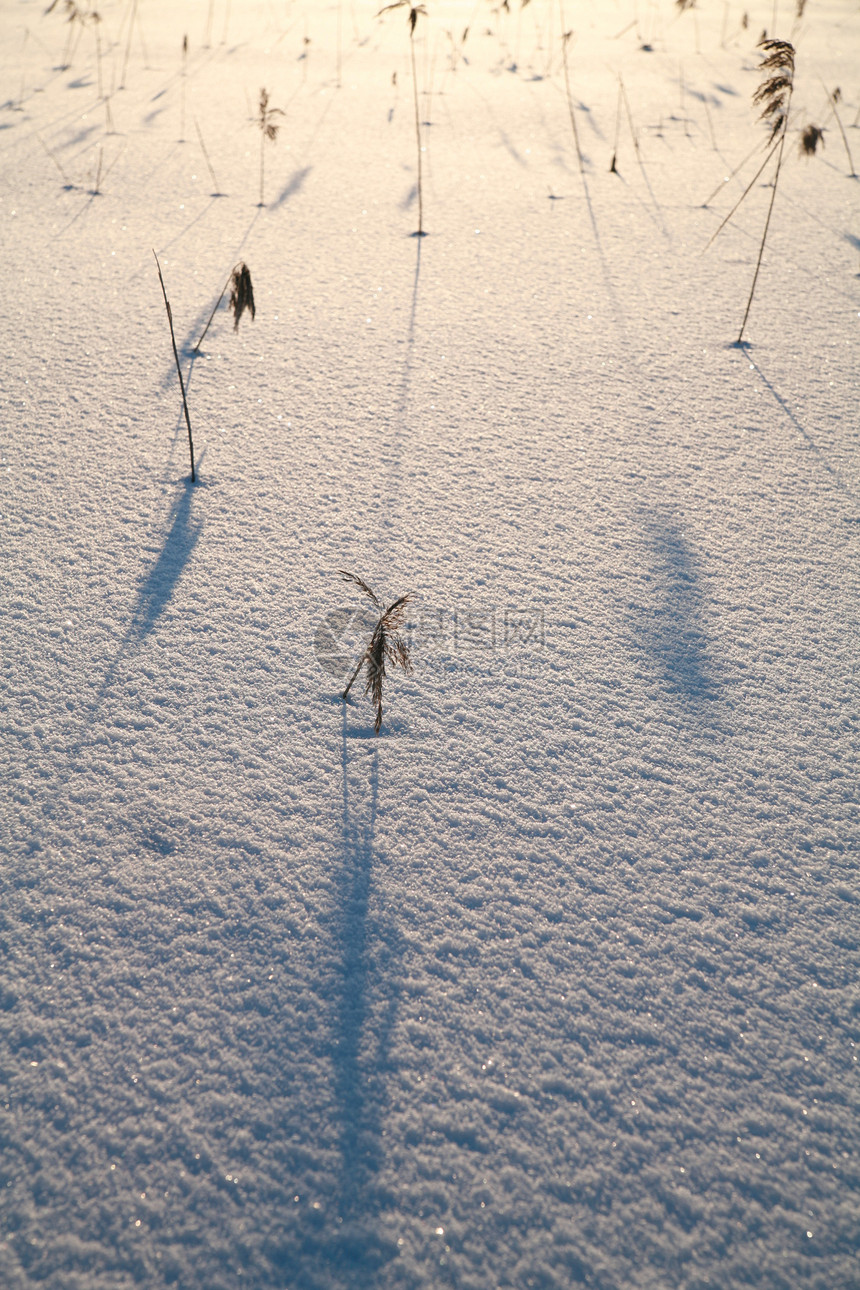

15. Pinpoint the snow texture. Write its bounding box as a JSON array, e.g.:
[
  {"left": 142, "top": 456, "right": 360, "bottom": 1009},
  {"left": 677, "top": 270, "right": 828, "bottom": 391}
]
[{"left": 1, "top": 0, "right": 859, "bottom": 1287}]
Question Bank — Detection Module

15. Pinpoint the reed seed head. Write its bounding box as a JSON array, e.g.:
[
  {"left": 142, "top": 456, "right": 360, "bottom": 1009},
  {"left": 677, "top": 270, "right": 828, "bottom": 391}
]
[
  {"left": 799, "top": 124, "right": 824, "bottom": 156},
  {"left": 229, "top": 264, "right": 256, "bottom": 329},
  {"left": 258, "top": 88, "right": 283, "bottom": 141},
  {"left": 752, "top": 39, "right": 795, "bottom": 142},
  {"left": 340, "top": 574, "right": 414, "bottom": 733},
  {"left": 377, "top": 1, "right": 427, "bottom": 33}
]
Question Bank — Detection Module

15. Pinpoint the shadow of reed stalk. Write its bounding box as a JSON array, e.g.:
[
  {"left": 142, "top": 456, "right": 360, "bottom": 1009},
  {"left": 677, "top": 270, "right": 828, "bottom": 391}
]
[
  {"left": 153, "top": 251, "right": 196, "bottom": 483},
  {"left": 193, "top": 116, "right": 223, "bottom": 195},
  {"left": 339, "top": 572, "right": 414, "bottom": 734}
]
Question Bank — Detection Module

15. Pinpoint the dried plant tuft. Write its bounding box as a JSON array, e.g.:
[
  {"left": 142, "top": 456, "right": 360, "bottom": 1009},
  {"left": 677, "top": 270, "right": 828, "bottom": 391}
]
[
  {"left": 339, "top": 572, "right": 414, "bottom": 734},
  {"left": 752, "top": 39, "right": 795, "bottom": 141},
  {"left": 256, "top": 88, "right": 284, "bottom": 206},
  {"left": 799, "top": 124, "right": 824, "bottom": 156},
  {"left": 193, "top": 261, "right": 256, "bottom": 350},
  {"left": 229, "top": 264, "right": 256, "bottom": 329}
]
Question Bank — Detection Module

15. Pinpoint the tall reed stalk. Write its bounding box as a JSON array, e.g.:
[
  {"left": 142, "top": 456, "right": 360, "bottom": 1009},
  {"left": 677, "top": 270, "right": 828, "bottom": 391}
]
[
  {"left": 153, "top": 252, "right": 196, "bottom": 483},
  {"left": 378, "top": 3, "right": 427, "bottom": 236},
  {"left": 737, "top": 39, "right": 795, "bottom": 343},
  {"left": 256, "top": 88, "right": 283, "bottom": 207}
]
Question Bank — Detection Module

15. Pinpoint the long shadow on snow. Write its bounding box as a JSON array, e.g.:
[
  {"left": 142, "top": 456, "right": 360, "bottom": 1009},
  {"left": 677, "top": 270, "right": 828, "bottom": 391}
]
[
  {"left": 68, "top": 482, "right": 203, "bottom": 759},
  {"left": 374, "top": 238, "right": 421, "bottom": 555},
  {"left": 269, "top": 165, "right": 313, "bottom": 210},
  {"left": 128, "top": 482, "right": 203, "bottom": 641},
  {"left": 629, "top": 517, "right": 720, "bottom": 707},
  {"left": 283, "top": 714, "right": 402, "bottom": 1288},
  {"left": 740, "top": 348, "right": 856, "bottom": 502}
]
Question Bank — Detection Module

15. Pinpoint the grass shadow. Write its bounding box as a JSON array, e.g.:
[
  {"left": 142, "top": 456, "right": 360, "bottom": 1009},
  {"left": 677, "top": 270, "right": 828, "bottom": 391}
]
[
  {"left": 287, "top": 712, "right": 401, "bottom": 1285},
  {"left": 269, "top": 165, "right": 313, "bottom": 210},
  {"left": 629, "top": 517, "right": 721, "bottom": 707},
  {"left": 66, "top": 481, "right": 202, "bottom": 764}
]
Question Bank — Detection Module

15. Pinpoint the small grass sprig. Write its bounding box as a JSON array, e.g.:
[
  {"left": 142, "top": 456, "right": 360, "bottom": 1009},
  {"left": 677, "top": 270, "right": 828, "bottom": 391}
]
[
  {"left": 257, "top": 88, "right": 284, "bottom": 207},
  {"left": 339, "top": 572, "right": 414, "bottom": 734},
  {"left": 193, "top": 262, "right": 255, "bottom": 351},
  {"left": 799, "top": 123, "right": 824, "bottom": 156},
  {"left": 820, "top": 83, "right": 856, "bottom": 176}
]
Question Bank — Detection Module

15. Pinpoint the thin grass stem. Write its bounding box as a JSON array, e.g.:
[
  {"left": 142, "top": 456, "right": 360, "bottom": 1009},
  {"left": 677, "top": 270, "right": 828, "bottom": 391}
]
[
  {"left": 703, "top": 137, "right": 780, "bottom": 249},
  {"left": 409, "top": 26, "right": 423, "bottom": 233},
  {"left": 153, "top": 251, "right": 196, "bottom": 482},
  {"left": 193, "top": 263, "right": 240, "bottom": 351},
  {"left": 738, "top": 126, "right": 786, "bottom": 342}
]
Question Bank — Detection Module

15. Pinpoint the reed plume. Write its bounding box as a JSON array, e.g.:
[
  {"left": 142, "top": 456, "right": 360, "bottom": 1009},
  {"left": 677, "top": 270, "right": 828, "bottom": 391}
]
[
  {"left": 193, "top": 263, "right": 255, "bottom": 351},
  {"left": 257, "top": 88, "right": 284, "bottom": 207},
  {"left": 339, "top": 572, "right": 414, "bottom": 734},
  {"left": 737, "top": 38, "right": 795, "bottom": 343},
  {"left": 229, "top": 264, "right": 256, "bottom": 329},
  {"left": 799, "top": 124, "right": 824, "bottom": 156}
]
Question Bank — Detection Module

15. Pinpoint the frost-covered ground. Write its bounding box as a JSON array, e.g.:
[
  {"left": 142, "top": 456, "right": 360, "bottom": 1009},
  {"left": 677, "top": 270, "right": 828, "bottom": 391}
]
[{"left": 1, "top": 1, "right": 859, "bottom": 1287}]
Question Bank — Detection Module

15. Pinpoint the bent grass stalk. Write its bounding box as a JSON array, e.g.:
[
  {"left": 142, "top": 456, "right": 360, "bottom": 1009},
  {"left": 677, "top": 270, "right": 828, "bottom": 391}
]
[
  {"left": 153, "top": 251, "right": 196, "bottom": 483},
  {"left": 819, "top": 82, "right": 856, "bottom": 176}
]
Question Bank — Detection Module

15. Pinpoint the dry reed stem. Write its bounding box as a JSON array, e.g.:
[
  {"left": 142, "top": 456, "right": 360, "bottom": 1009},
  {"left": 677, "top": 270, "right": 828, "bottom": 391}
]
[
  {"left": 378, "top": 2, "right": 427, "bottom": 235},
  {"left": 737, "top": 39, "right": 796, "bottom": 343},
  {"left": 153, "top": 251, "right": 196, "bottom": 483}
]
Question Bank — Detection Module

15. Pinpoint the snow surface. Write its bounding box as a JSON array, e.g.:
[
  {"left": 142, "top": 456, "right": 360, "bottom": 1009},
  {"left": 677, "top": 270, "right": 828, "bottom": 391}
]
[{"left": 1, "top": 0, "right": 859, "bottom": 1286}]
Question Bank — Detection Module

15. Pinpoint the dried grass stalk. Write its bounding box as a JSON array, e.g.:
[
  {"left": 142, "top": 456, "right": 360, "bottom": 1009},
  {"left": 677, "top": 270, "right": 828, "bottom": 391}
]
[
  {"left": 799, "top": 124, "right": 824, "bottom": 156},
  {"left": 377, "top": 3, "right": 427, "bottom": 235},
  {"left": 193, "top": 262, "right": 255, "bottom": 351},
  {"left": 339, "top": 572, "right": 414, "bottom": 734},
  {"left": 153, "top": 251, "right": 196, "bottom": 483},
  {"left": 257, "top": 88, "right": 284, "bottom": 207},
  {"left": 737, "top": 39, "right": 795, "bottom": 344},
  {"left": 229, "top": 264, "right": 256, "bottom": 329}
]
